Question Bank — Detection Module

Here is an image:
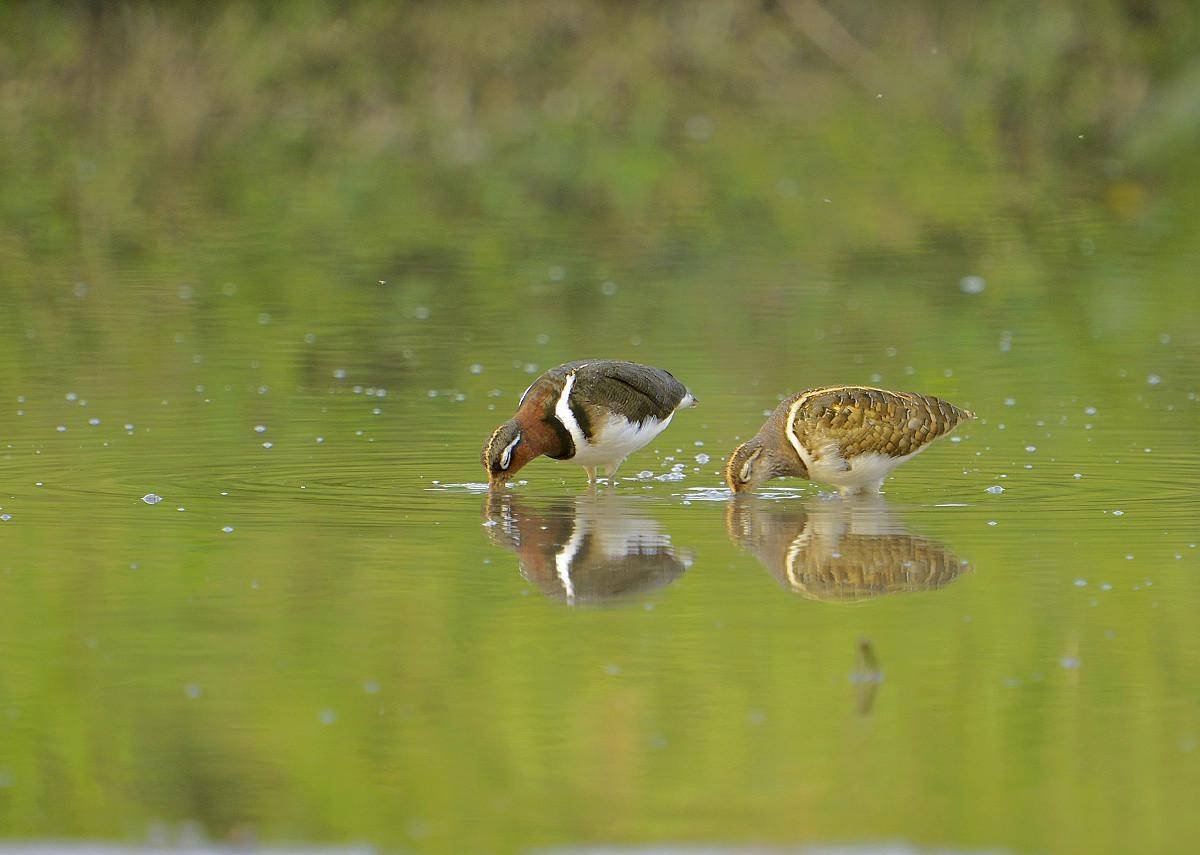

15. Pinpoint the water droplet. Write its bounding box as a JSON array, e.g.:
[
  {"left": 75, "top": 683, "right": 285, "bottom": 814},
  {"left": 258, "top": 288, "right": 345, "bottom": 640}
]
[
  {"left": 141, "top": 494, "right": 163, "bottom": 505},
  {"left": 959, "top": 275, "right": 986, "bottom": 294},
  {"left": 221, "top": 526, "right": 234, "bottom": 533},
  {"left": 985, "top": 485, "right": 1005, "bottom": 494}
]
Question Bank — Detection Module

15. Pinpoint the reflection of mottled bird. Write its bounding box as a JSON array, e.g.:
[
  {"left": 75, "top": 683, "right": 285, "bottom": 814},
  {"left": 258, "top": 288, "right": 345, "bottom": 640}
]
[
  {"left": 481, "top": 360, "right": 697, "bottom": 486},
  {"left": 725, "top": 386, "right": 974, "bottom": 495},
  {"left": 725, "top": 495, "right": 969, "bottom": 602},
  {"left": 483, "top": 491, "right": 691, "bottom": 605}
]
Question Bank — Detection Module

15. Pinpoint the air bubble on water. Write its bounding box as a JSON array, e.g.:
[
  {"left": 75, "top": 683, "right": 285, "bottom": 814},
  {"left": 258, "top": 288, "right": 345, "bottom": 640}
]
[
  {"left": 985, "top": 485, "right": 1004, "bottom": 494},
  {"left": 600, "top": 281, "right": 618, "bottom": 296},
  {"left": 185, "top": 684, "right": 202, "bottom": 699},
  {"left": 987, "top": 520, "right": 998, "bottom": 526},
  {"left": 1025, "top": 446, "right": 1036, "bottom": 452},
  {"left": 1059, "top": 657, "right": 1080, "bottom": 669},
  {"left": 1074, "top": 579, "right": 1087, "bottom": 587},
  {"left": 56, "top": 425, "right": 66, "bottom": 433},
  {"left": 1112, "top": 510, "right": 1124, "bottom": 516},
  {"left": 141, "top": 494, "right": 163, "bottom": 505},
  {"left": 254, "top": 425, "right": 266, "bottom": 433},
  {"left": 316, "top": 437, "right": 324, "bottom": 444},
  {"left": 536, "top": 333, "right": 550, "bottom": 345},
  {"left": 1126, "top": 554, "right": 1134, "bottom": 560},
  {"left": 959, "top": 275, "right": 986, "bottom": 294},
  {"left": 221, "top": 526, "right": 234, "bottom": 533},
  {"left": 373, "top": 408, "right": 382, "bottom": 415},
  {"left": 1100, "top": 583, "right": 1112, "bottom": 591},
  {"left": 414, "top": 307, "right": 430, "bottom": 320},
  {"left": 363, "top": 681, "right": 380, "bottom": 694},
  {"left": 469, "top": 363, "right": 484, "bottom": 375},
  {"left": 548, "top": 265, "right": 566, "bottom": 281},
  {"left": 695, "top": 453, "right": 710, "bottom": 464},
  {"left": 427, "top": 390, "right": 437, "bottom": 398},
  {"left": 333, "top": 368, "right": 347, "bottom": 379},
  {"left": 1147, "top": 374, "right": 1161, "bottom": 386},
  {"left": 1073, "top": 473, "right": 1083, "bottom": 479},
  {"left": 1004, "top": 398, "right": 1016, "bottom": 407},
  {"left": 262, "top": 442, "right": 273, "bottom": 449},
  {"left": 0, "top": 514, "right": 10, "bottom": 522},
  {"left": 523, "top": 363, "right": 538, "bottom": 374},
  {"left": 319, "top": 709, "right": 338, "bottom": 725},
  {"left": 482, "top": 520, "right": 497, "bottom": 527}
]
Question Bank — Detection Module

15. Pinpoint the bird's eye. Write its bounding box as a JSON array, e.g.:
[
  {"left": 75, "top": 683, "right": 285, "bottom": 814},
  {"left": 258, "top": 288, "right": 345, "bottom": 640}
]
[
  {"left": 738, "top": 447, "right": 762, "bottom": 482},
  {"left": 499, "top": 433, "right": 521, "bottom": 469}
]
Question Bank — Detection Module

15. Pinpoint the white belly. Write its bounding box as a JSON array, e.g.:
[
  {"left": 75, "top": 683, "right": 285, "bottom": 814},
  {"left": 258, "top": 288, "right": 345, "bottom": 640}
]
[
  {"left": 564, "top": 412, "right": 674, "bottom": 467},
  {"left": 811, "top": 449, "right": 924, "bottom": 491}
]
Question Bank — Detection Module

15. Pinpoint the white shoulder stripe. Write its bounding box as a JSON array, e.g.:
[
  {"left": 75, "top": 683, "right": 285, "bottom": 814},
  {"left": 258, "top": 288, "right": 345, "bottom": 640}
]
[
  {"left": 785, "top": 398, "right": 815, "bottom": 472},
  {"left": 554, "top": 371, "right": 587, "bottom": 453}
]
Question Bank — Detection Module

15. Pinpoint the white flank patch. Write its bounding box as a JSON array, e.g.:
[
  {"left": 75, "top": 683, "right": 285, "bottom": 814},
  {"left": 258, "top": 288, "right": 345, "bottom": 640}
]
[{"left": 569, "top": 412, "right": 673, "bottom": 467}]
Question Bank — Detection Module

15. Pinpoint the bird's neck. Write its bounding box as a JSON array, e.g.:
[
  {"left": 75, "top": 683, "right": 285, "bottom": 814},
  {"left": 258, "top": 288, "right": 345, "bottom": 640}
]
[{"left": 514, "top": 410, "right": 569, "bottom": 460}]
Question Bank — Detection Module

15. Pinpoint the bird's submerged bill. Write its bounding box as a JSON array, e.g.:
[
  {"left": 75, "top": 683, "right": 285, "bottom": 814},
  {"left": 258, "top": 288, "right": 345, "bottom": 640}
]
[
  {"left": 726, "top": 386, "right": 975, "bottom": 495},
  {"left": 482, "top": 359, "right": 696, "bottom": 487}
]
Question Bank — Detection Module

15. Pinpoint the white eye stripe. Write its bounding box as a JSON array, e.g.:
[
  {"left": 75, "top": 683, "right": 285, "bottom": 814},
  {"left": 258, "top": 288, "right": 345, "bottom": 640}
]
[
  {"left": 739, "top": 447, "right": 762, "bottom": 482},
  {"left": 499, "top": 433, "right": 521, "bottom": 469}
]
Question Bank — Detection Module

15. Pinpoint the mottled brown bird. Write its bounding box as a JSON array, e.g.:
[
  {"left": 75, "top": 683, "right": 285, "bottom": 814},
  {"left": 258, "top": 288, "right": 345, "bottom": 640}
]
[
  {"left": 482, "top": 360, "right": 696, "bottom": 487},
  {"left": 725, "top": 386, "right": 974, "bottom": 495}
]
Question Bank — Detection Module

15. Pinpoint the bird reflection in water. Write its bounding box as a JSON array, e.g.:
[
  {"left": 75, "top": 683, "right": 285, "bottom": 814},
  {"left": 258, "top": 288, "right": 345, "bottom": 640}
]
[
  {"left": 482, "top": 492, "right": 692, "bottom": 605},
  {"left": 725, "top": 494, "right": 970, "bottom": 602}
]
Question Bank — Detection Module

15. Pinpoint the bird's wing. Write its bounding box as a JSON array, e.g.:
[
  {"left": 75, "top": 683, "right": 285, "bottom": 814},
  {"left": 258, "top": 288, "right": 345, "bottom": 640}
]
[
  {"left": 569, "top": 361, "right": 687, "bottom": 424},
  {"left": 786, "top": 386, "right": 972, "bottom": 461}
]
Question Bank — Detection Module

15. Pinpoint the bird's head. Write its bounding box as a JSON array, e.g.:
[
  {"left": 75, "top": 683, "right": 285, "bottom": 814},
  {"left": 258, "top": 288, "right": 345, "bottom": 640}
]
[
  {"left": 482, "top": 420, "right": 538, "bottom": 487},
  {"left": 725, "top": 439, "right": 775, "bottom": 493}
]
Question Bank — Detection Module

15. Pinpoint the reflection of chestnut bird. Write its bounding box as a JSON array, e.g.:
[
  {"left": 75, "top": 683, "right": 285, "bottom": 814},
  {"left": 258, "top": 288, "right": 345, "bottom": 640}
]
[
  {"left": 483, "top": 492, "right": 691, "bottom": 605},
  {"left": 726, "top": 386, "right": 974, "bottom": 495},
  {"left": 482, "top": 360, "right": 696, "bottom": 486},
  {"left": 725, "top": 495, "right": 969, "bottom": 602}
]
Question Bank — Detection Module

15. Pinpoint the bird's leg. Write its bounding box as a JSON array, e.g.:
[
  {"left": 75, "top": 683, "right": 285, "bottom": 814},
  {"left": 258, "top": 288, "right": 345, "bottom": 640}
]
[
  {"left": 583, "top": 465, "right": 597, "bottom": 484},
  {"left": 602, "top": 460, "right": 624, "bottom": 484}
]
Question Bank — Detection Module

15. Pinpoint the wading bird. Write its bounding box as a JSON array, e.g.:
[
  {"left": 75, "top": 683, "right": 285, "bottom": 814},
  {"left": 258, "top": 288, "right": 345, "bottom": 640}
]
[
  {"left": 483, "top": 360, "right": 696, "bottom": 487},
  {"left": 725, "top": 386, "right": 974, "bottom": 495}
]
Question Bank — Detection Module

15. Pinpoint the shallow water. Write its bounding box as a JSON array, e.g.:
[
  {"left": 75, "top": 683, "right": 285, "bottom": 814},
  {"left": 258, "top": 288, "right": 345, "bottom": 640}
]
[{"left": 3, "top": 4, "right": 1200, "bottom": 854}]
